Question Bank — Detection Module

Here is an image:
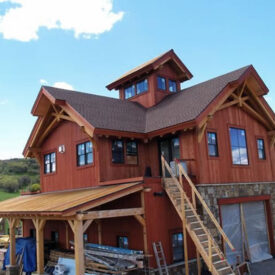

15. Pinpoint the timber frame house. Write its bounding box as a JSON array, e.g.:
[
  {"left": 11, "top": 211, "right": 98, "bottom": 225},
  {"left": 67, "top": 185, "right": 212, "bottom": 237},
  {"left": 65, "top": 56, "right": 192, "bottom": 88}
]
[{"left": 0, "top": 49, "right": 275, "bottom": 274}]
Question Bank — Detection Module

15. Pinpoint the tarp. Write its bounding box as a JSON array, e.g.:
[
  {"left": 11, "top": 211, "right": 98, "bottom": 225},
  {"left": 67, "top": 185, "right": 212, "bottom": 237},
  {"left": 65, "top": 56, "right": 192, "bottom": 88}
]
[{"left": 3, "top": 237, "right": 36, "bottom": 272}]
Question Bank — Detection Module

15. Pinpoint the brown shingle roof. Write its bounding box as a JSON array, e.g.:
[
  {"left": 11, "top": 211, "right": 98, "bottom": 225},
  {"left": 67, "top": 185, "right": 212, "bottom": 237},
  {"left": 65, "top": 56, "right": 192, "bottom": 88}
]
[{"left": 43, "top": 65, "right": 250, "bottom": 134}]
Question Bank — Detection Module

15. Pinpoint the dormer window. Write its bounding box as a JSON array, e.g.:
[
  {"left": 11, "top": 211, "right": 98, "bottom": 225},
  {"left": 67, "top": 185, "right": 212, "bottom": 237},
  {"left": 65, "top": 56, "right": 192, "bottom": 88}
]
[
  {"left": 169, "top": 80, "right": 177, "bottom": 92},
  {"left": 125, "top": 85, "right": 135, "bottom": 99},
  {"left": 157, "top": 76, "right": 166, "bottom": 90},
  {"left": 136, "top": 79, "right": 148, "bottom": 94}
]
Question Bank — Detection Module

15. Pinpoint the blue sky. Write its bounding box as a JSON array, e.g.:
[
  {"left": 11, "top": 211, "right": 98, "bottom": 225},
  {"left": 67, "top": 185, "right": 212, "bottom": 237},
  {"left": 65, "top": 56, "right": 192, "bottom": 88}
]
[{"left": 0, "top": 0, "right": 274, "bottom": 159}]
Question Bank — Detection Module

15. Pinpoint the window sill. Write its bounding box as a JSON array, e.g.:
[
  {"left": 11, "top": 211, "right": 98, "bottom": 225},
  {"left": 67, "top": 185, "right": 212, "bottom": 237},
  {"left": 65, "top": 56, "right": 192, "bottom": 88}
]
[{"left": 76, "top": 163, "right": 95, "bottom": 170}]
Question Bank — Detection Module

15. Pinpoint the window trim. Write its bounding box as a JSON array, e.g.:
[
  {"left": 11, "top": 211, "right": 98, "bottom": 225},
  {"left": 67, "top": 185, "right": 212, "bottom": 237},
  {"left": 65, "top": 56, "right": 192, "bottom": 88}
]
[
  {"left": 228, "top": 125, "right": 250, "bottom": 167},
  {"left": 43, "top": 151, "right": 57, "bottom": 175},
  {"left": 76, "top": 140, "right": 94, "bottom": 167},
  {"left": 256, "top": 136, "right": 266, "bottom": 161}
]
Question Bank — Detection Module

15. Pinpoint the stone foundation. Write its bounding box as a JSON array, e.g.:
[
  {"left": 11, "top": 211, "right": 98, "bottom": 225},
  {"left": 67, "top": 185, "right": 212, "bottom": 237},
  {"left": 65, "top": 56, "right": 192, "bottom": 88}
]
[{"left": 197, "top": 181, "right": 275, "bottom": 242}]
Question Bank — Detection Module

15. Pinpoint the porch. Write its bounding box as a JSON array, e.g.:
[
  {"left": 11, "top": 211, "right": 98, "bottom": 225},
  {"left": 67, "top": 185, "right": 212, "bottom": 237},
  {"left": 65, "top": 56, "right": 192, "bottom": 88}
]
[{"left": 0, "top": 182, "right": 147, "bottom": 275}]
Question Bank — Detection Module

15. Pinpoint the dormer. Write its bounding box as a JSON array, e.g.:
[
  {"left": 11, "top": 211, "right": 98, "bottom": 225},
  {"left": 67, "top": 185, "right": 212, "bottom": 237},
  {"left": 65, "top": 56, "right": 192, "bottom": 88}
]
[{"left": 106, "top": 49, "right": 193, "bottom": 108}]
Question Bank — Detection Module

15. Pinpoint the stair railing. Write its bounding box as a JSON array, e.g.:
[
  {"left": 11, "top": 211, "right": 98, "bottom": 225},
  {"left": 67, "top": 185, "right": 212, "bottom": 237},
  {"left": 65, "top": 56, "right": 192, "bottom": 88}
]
[{"left": 161, "top": 155, "right": 224, "bottom": 263}]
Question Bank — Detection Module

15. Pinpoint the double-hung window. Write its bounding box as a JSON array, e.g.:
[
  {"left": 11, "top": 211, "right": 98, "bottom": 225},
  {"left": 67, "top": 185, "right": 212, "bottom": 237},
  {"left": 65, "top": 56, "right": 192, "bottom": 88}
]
[
  {"left": 257, "top": 139, "right": 266, "bottom": 160},
  {"left": 229, "top": 128, "right": 248, "bottom": 165},
  {"left": 157, "top": 76, "right": 166, "bottom": 90},
  {"left": 169, "top": 80, "right": 177, "bottom": 92},
  {"left": 44, "top": 152, "right": 56, "bottom": 174},
  {"left": 207, "top": 132, "right": 218, "bottom": 157},
  {"left": 77, "top": 141, "right": 93, "bottom": 166},
  {"left": 112, "top": 140, "right": 124, "bottom": 163}
]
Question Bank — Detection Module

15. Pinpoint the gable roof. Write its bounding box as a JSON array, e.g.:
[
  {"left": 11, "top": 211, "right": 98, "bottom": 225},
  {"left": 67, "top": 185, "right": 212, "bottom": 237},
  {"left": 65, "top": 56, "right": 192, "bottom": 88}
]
[
  {"left": 42, "top": 65, "right": 250, "bottom": 134},
  {"left": 106, "top": 49, "right": 193, "bottom": 90}
]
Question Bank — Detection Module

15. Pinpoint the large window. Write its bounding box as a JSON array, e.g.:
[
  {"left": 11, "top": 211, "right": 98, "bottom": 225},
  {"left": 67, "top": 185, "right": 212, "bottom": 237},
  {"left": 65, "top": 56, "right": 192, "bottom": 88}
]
[
  {"left": 172, "top": 232, "right": 184, "bottom": 262},
  {"left": 257, "top": 139, "right": 266, "bottom": 160},
  {"left": 169, "top": 80, "right": 177, "bottom": 92},
  {"left": 112, "top": 140, "right": 124, "bottom": 163},
  {"left": 44, "top": 152, "right": 56, "bottom": 174},
  {"left": 125, "top": 85, "right": 135, "bottom": 99},
  {"left": 157, "top": 76, "right": 166, "bottom": 90},
  {"left": 136, "top": 79, "right": 148, "bottom": 94},
  {"left": 77, "top": 141, "right": 93, "bottom": 166},
  {"left": 229, "top": 128, "right": 248, "bottom": 165},
  {"left": 207, "top": 132, "right": 218, "bottom": 157}
]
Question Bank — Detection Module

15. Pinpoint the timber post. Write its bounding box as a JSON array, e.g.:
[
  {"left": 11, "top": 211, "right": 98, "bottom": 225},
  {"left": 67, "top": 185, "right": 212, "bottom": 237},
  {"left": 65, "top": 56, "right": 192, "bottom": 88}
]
[
  {"left": 32, "top": 218, "right": 46, "bottom": 274},
  {"left": 7, "top": 218, "right": 17, "bottom": 266}
]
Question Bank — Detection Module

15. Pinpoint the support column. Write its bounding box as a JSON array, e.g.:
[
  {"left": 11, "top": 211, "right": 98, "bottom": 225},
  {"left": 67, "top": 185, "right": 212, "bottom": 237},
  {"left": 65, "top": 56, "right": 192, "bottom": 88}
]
[
  {"left": 69, "top": 219, "right": 85, "bottom": 275},
  {"left": 181, "top": 194, "right": 189, "bottom": 275},
  {"left": 96, "top": 220, "right": 102, "bottom": 245},
  {"left": 196, "top": 250, "right": 201, "bottom": 275},
  {"left": 32, "top": 218, "right": 46, "bottom": 274},
  {"left": 140, "top": 191, "right": 148, "bottom": 254},
  {"left": 7, "top": 218, "right": 17, "bottom": 266}
]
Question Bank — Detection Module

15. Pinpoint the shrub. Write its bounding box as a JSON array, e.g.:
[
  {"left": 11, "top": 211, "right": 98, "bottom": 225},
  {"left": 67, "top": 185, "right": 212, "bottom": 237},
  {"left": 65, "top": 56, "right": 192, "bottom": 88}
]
[
  {"left": 29, "top": 184, "right": 41, "bottom": 192},
  {"left": 18, "top": 175, "right": 31, "bottom": 188},
  {"left": 2, "top": 179, "right": 19, "bottom": 193}
]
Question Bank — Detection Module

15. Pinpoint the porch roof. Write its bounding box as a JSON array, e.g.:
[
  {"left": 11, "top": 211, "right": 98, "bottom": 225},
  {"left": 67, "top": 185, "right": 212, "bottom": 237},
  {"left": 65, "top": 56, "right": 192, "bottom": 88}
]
[{"left": 0, "top": 182, "right": 143, "bottom": 217}]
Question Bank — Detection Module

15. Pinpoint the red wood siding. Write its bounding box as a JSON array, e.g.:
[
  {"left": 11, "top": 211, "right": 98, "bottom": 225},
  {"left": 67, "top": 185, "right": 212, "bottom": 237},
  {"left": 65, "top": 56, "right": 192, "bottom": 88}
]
[
  {"left": 40, "top": 121, "right": 98, "bottom": 192},
  {"left": 197, "top": 106, "right": 274, "bottom": 184}
]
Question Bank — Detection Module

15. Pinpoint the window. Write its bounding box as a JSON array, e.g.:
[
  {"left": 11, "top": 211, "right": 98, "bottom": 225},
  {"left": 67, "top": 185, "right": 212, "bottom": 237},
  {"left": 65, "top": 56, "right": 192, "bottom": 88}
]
[
  {"left": 257, "top": 139, "right": 266, "bottom": 160},
  {"left": 112, "top": 140, "right": 124, "bottom": 163},
  {"left": 157, "top": 76, "right": 166, "bottom": 90},
  {"left": 229, "top": 128, "right": 248, "bottom": 165},
  {"left": 136, "top": 79, "right": 148, "bottom": 94},
  {"left": 171, "top": 138, "right": 180, "bottom": 160},
  {"left": 125, "top": 85, "right": 135, "bottom": 99},
  {"left": 51, "top": 231, "right": 59, "bottom": 242},
  {"left": 117, "top": 236, "right": 128, "bottom": 249},
  {"left": 172, "top": 233, "right": 184, "bottom": 262},
  {"left": 126, "top": 141, "right": 138, "bottom": 164},
  {"left": 77, "top": 141, "right": 93, "bottom": 166},
  {"left": 169, "top": 80, "right": 177, "bottom": 92},
  {"left": 44, "top": 152, "right": 56, "bottom": 174},
  {"left": 207, "top": 132, "right": 218, "bottom": 157}
]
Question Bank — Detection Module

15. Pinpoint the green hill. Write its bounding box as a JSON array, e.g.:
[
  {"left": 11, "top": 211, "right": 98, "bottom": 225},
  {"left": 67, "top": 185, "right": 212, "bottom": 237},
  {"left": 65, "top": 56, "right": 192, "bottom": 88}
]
[{"left": 0, "top": 158, "right": 40, "bottom": 197}]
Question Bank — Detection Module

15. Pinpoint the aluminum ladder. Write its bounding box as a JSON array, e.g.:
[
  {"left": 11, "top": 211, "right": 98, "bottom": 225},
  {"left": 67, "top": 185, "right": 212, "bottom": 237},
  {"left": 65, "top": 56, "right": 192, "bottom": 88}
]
[{"left": 153, "top": 241, "right": 169, "bottom": 275}]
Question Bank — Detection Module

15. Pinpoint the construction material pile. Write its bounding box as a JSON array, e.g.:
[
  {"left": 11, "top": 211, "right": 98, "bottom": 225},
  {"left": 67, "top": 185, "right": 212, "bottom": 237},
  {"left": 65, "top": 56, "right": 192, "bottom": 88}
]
[
  {"left": 0, "top": 236, "right": 9, "bottom": 248},
  {"left": 84, "top": 243, "right": 144, "bottom": 274},
  {"left": 45, "top": 244, "right": 144, "bottom": 274},
  {"left": 0, "top": 249, "right": 6, "bottom": 270}
]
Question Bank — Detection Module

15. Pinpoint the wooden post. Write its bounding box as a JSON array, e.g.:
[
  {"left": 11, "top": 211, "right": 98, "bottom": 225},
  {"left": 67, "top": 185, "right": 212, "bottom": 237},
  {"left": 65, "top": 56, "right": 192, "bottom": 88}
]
[
  {"left": 141, "top": 191, "right": 148, "bottom": 254},
  {"left": 196, "top": 250, "right": 201, "bottom": 275},
  {"left": 181, "top": 194, "right": 189, "bottom": 275},
  {"left": 7, "top": 218, "right": 17, "bottom": 266},
  {"left": 208, "top": 236, "right": 212, "bottom": 272},
  {"left": 65, "top": 222, "right": 69, "bottom": 249},
  {"left": 32, "top": 218, "right": 46, "bottom": 274},
  {"left": 97, "top": 220, "right": 102, "bottom": 245},
  {"left": 69, "top": 219, "right": 85, "bottom": 275}
]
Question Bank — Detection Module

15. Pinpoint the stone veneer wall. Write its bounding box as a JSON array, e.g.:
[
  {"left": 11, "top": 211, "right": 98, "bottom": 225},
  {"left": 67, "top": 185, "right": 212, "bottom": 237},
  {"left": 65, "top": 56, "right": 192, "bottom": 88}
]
[{"left": 197, "top": 182, "right": 275, "bottom": 244}]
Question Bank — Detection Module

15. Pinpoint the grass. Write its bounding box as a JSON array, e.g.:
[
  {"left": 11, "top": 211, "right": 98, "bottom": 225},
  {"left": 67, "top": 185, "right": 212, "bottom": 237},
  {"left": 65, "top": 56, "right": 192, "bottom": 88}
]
[{"left": 0, "top": 189, "right": 20, "bottom": 202}]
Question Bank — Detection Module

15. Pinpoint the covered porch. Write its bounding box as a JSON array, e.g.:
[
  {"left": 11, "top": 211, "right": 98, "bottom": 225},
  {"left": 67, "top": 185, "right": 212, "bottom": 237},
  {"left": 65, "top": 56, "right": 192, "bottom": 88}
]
[{"left": 0, "top": 182, "right": 147, "bottom": 275}]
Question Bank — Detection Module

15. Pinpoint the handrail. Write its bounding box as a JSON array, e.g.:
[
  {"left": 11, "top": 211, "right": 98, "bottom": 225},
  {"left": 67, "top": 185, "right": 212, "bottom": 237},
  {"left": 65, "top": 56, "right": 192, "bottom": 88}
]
[
  {"left": 161, "top": 155, "right": 235, "bottom": 252},
  {"left": 161, "top": 156, "right": 224, "bottom": 260},
  {"left": 176, "top": 161, "right": 235, "bottom": 251}
]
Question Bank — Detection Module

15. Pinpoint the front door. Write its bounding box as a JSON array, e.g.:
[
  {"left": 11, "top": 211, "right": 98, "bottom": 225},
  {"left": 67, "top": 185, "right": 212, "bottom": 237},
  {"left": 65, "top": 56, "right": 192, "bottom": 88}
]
[{"left": 159, "top": 137, "right": 180, "bottom": 176}]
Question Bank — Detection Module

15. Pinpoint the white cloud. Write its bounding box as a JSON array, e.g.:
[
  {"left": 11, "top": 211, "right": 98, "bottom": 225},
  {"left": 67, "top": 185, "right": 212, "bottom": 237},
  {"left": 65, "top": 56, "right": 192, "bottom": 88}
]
[
  {"left": 40, "top": 79, "right": 48, "bottom": 85},
  {"left": 53, "top": 82, "right": 74, "bottom": 90},
  {"left": 0, "top": 99, "right": 8, "bottom": 105},
  {"left": 0, "top": 0, "right": 124, "bottom": 42}
]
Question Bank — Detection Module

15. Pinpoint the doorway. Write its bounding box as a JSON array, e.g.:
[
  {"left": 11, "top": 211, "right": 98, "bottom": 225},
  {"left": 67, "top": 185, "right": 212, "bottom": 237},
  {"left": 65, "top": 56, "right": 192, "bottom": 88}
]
[
  {"left": 221, "top": 200, "right": 272, "bottom": 265},
  {"left": 159, "top": 137, "right": 180, "bottom": 176}
]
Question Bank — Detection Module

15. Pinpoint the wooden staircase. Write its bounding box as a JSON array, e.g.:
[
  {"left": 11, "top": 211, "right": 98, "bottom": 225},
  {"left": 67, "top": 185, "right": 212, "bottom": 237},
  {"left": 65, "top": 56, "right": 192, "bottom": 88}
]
[{"left": 161, "top": 156, "right": 235, "bottom": 275}]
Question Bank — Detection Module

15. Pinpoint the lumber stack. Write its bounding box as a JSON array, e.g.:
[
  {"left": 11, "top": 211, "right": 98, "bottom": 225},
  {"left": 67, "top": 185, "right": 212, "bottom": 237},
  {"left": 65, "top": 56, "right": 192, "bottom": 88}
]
[
  {"left": 0, "top": 236, "right": 9, "bottom": 248},
  {"left": 45, "top": 243, "right": 145, "bottom": 274}
]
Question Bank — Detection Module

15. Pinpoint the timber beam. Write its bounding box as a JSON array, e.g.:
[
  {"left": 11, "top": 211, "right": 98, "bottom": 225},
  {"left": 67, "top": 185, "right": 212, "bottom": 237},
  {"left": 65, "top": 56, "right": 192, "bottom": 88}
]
[{"left": 81, "top": 207, "right": 144, "bottom": 220}]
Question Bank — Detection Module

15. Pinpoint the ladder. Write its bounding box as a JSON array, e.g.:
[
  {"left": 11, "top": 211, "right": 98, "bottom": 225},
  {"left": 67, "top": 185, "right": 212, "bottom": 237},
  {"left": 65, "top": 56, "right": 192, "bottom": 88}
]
[{"left": 153, "top": 241, "right": 169, "bottom": 275}]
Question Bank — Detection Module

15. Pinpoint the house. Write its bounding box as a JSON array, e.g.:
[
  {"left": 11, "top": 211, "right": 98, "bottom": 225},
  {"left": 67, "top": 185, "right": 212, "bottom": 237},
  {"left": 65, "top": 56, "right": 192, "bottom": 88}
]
[{"left": 0, "top": 49, "right": 275, "bottom": 275}]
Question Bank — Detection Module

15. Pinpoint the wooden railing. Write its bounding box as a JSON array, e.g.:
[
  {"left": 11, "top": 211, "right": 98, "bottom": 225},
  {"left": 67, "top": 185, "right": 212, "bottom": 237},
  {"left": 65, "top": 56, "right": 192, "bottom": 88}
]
[{"left": 161, "top": 155, "right": 235, "bottom": 254}]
